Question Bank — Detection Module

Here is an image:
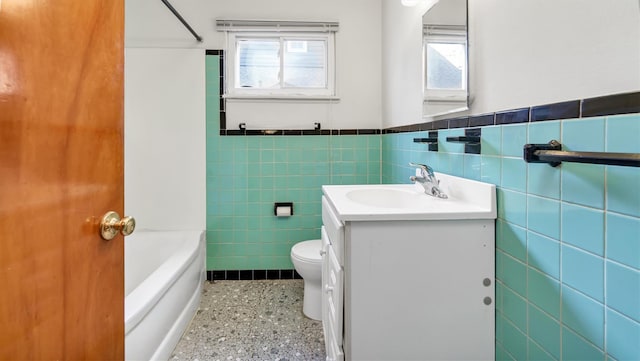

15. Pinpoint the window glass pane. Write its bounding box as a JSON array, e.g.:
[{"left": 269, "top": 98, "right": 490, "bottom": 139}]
[
  {"left": 426, "top": 42, "right": 466, "bottom": 90},
  {"left": 237, "top": 39, "right": 280, "bottom": 88},
  {"left": 283, "top": 39, "right": 326, "bottom": 88}
]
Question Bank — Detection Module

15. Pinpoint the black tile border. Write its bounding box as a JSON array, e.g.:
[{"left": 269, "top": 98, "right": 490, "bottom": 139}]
[
  {"left": 448, "top": 117, "right": 469, "bottom": 129},
  {"left": 531, "top": 100, "right": 580, "bottom": 122},
  {"left": 207, "top": 269, "right": 302, "bottom": 281},
  {"left": 218, "top": 128, "right": 379, "bottom": 136},
  {"left": 206, "top": 51, "right": 639, "bottom": 136},
  {"left": 469, "top": 114, "right": 495, "bottom": 127},
  {"left": 339, "top": 129, "right": 358, "bottom": 135},
  {"left": 382, "top": 91, "right": 639, "bottom": 134},
  {"left": 495, "top": 108, "right": 530, "bottom": 125},
  {"left": 357, "top": 129, "right": 382, "bottom": 135},
  {"left": 301, "top": 129, "right": 329, "bottom": 136},
  {"left": 433, "top": 119, "right": 450, "bottom": 130},
  {"left": 582, "top": 92, "right": 640, "bottom": 117}
]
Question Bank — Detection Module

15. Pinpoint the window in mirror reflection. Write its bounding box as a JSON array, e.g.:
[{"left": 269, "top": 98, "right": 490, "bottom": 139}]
[
  {"left": 424, "top": 25, "right": 467, "bottom": 102},
  {"left": 426, "top": 43, "right": 465, "bottom": 89}
]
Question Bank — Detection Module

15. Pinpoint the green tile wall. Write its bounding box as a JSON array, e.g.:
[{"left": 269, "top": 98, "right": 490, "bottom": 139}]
[
  {"left": 382, "top": 114, "right": 640, "bottom": 361},
  {"left": 206, "top": 55, "right": 381, "bottom": 271}
]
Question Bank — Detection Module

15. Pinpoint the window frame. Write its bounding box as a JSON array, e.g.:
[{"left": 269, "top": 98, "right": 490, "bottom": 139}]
[{"left": 225, "top": 31, "right": 336, "bottom": 99}]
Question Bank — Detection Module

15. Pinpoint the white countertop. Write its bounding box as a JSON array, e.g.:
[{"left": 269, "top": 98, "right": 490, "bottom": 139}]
[{"left": 322, "top": 173, "right": 497, "bottom": 222}]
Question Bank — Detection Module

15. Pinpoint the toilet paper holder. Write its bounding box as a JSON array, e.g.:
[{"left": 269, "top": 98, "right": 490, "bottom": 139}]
[{"left": 274, "top": 202, "right": 294, "bottom": 217}]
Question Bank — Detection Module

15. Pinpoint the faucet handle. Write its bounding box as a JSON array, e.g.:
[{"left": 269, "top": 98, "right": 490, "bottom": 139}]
[{"left": 409, "top": 162, "right": 435, "bottom": 177}]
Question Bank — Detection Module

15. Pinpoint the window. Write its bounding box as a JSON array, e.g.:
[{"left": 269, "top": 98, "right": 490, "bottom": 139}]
[
  {"left": 423, "top": 25, "right": 467, "bottom": 102},
  {"left": 217, "top": 20, "right": 337, "bottom": 98},
  {"left": 235, "top": 35, "right": 328, "bottom": 91}
]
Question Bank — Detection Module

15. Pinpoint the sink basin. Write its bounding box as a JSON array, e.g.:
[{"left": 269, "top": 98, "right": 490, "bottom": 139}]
[
  {"left": 322, "top": 173, "right": 497, "bottom": 221},
  {"left": 346, "top": 188, "right": 425, "bottom": 208}
]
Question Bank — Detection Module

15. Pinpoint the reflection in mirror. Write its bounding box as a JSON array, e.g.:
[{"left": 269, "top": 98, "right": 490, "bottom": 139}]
[{"left": 422, "top": 0, "right": 468, "bottom": 118}]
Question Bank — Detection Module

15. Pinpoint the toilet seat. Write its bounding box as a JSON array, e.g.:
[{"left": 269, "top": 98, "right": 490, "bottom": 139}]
[{"left": 291, "top": 240, "right": 322, "bottom": 263}]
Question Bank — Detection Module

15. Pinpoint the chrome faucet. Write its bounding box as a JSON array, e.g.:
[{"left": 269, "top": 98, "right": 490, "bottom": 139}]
[{"left": 409, "top": 162, "right": 448, "bottom": 199}]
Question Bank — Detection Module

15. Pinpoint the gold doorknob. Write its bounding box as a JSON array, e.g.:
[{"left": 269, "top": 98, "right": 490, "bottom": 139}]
[{"left": 100, "top": 211, "right": 136, "bottom": 240}]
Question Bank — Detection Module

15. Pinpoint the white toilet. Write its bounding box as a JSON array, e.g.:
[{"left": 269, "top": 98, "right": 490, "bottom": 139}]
[{"left": 290, "top": 239, "right": 323, "bottom": 320}]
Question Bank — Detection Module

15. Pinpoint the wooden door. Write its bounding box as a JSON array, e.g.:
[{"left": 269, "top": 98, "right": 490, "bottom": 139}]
[{"left": 0, "top": 0, "right": 125, "bottom": 359}]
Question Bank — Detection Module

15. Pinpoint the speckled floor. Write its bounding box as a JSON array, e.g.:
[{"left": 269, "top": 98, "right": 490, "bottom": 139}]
[{"left": 171, "top": 280, "right": 326, "bottom": 361}]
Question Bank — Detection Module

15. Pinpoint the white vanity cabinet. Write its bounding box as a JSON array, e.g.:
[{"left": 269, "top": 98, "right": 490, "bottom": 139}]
[{"left": 321, "top": 175, "right": 497, "bottom": 361}]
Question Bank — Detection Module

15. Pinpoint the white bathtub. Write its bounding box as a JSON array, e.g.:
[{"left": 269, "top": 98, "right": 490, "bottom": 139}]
[{"left": 125, "top": 230, "right": 205, "bottom": 361}]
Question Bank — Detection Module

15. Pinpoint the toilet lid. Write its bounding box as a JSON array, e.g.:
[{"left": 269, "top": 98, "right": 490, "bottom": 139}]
[{"left": 291, "top": 239, "right": 322, "bottom": 263}]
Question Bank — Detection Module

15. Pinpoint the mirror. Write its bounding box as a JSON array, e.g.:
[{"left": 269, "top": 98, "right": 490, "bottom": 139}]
[{"left": 422, "top": 0, "right": 468, "bottom": 118}]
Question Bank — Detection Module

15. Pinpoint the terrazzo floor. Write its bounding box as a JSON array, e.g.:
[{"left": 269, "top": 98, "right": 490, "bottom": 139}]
[{"left": 171, "top": 280, "right": 326, "bottom": 361}]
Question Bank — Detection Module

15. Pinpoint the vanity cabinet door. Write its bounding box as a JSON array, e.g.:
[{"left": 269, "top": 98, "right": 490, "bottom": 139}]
[
  {"left": 326, "top": 246, "right": 344, "bottom": 346},
  {"left": 321, "top": 226, "right": 330, "bottom": 342},
  {"left": 321, "top": 225, "right": 345, "bottom": 361},
  {"left": 321, "top": 196, "right": 344, "bottom": 264},
  {"left": 326, "top": 325, "right": 345, "bottom": 361},
  {"left": 346, "top": 219, "right": 495, "bottom": 361},
  {"left": 325, "top": 245, "right": 344, "bottom": 361}
]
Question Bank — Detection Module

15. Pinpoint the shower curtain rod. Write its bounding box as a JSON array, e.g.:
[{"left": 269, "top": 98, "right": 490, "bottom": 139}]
[{"left": 160, "top": 0, "right": 203, "bottom": 42}]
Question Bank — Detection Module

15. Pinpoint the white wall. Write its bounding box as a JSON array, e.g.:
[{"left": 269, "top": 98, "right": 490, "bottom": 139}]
[
  {"left": 124, "top": 48, "right": 206, "bottom": 231},
  {"left": 469, "top": 0, "right": 640, "bottom": 115},
  {"left": 126, "top": 0, "right": 382, "bottom": 130},
  {"left": 383, "top": 0, "right": 640, "bottom": 128}
]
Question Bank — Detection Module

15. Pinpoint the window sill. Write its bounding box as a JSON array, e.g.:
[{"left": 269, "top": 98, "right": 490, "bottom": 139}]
[
  {"left": 424, "top": 96, "right": 467, "bottom": 102},
  {"left": 224, "top": 94, "right": 341, "bottom": 102}
]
